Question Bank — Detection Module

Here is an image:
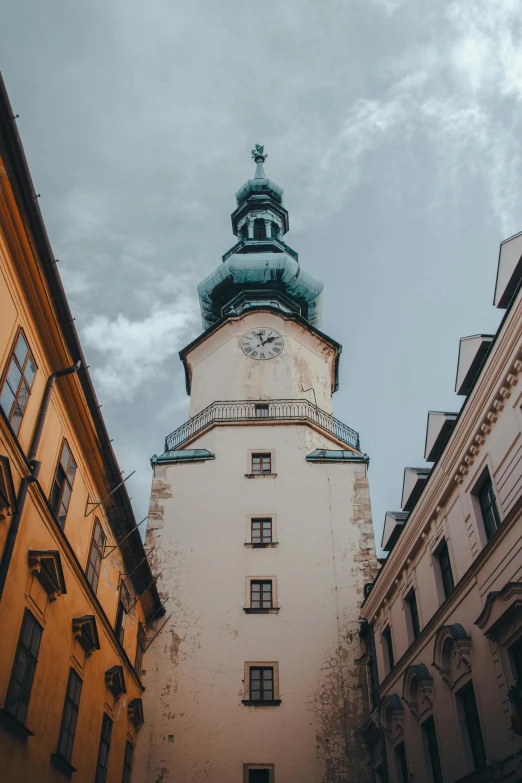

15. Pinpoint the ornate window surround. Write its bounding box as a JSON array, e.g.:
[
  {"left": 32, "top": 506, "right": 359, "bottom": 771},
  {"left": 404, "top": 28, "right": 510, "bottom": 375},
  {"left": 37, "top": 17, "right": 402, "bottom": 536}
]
[
  {"left": 72, "top": 615, "right": 100, "bottom": 656},
  {"left": 128, "top": 698, "right": 144, "bottom": 730},
  {"left": 379, "top": 693, "right": 404, "bottom": 745},
  {"left": 105, "top": 665, "right": 126, "bottom": 699},
  {"left": 401, "top": 663, "right": 433, "bottom": 721},
  {"left": 432, "top": 623, "right": 472, "bottom": 690},
  {"left": 28, "top": 549, "right": 66, "bottom": 601}
]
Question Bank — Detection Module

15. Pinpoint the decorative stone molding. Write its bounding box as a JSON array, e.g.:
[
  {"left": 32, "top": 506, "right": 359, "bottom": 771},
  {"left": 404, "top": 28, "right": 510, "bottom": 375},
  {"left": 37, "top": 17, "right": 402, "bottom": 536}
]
[
  {"left": 379, "top": 694, "right": 404, "bottom": 743},
  {"left": 72, "top": 615, "right": 100, "bottom": 655},
  {"left": 401, "top": 663, "right": 433, "bottom": 720},
  {"left": 453, "top": 351, "right": 522, "bottom": 486},
  {"left": 475, "top": 581, "right": 522, "bottom": 640},
  {"left": 128, "top": 698, "right": 144, "bottom": 730},
  {"left": 432, "top": 623, "right": 472, "bottom": 689},
  {"left": 28, "top": 550, "right": 66, "bottom": 601},
  {"left": 105, "top": 665, "right": 126, "bottom": 699}
]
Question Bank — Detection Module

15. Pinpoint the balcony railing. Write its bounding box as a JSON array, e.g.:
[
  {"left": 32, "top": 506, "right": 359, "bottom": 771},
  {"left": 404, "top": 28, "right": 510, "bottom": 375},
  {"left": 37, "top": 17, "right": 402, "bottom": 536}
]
[{"left": 164, "top": 399, "right": 360, "bottom": 452}]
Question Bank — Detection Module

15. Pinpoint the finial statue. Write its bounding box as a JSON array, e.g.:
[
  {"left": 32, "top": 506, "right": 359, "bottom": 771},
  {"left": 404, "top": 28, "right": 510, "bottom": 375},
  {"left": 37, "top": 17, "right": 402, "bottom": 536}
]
[{"left": 251, "top": 144, "right": 267, "bottom": 163}]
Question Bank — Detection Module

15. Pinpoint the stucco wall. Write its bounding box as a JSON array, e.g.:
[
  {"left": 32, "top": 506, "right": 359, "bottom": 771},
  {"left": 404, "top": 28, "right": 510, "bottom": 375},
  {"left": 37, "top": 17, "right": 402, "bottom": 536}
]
[
  {"left": 185, "top": 310, "right": 338, "bottom": 416},
  {"left": 136, "top": 423, "right": 378, "bottom": 782}
]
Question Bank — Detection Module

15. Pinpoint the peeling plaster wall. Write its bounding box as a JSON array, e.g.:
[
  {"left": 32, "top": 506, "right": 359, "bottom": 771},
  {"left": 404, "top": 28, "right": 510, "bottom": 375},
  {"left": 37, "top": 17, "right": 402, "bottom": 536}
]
[{"left": 136, "top": 424, "right": 378, "bottom": 783}]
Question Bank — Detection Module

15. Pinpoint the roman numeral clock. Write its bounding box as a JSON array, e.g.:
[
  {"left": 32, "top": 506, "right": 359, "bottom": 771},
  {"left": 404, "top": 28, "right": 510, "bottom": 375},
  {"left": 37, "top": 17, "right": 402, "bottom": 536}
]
[{"left": 241, "top": 328, "right": 284, "bottom": 360}]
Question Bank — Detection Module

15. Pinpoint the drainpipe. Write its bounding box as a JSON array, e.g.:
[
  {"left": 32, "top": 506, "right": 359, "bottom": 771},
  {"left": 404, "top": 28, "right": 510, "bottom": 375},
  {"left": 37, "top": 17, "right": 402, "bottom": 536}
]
[{"left": 0, "top": 360, "right": 81, "bottom": 600}]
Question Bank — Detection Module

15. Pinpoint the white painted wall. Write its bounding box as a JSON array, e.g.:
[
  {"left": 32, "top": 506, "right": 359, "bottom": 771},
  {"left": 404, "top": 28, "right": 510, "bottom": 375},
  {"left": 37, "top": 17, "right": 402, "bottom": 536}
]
[
  {"left": 136, "top": 424, "right": 377, "bottom": 782},
  {"left": 185, "top": 310, "right": 338, "bottom": 416}
]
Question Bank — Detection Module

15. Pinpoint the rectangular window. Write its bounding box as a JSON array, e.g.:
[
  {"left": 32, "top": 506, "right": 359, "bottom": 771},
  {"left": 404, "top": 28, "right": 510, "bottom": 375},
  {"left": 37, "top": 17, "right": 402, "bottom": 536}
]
[
  {"left": 382, "top": 626, "right": 394, "bottom": 672},
  {"left": 250, "top": 667, "right": 274, "bottom": 701},
  {"left": 4, "top": 609, "right": 43, "bottom": 725},
  {"left": 251, "top": 580, "right": 273, "bottom": 609},
  {"left": 406, "top": 589, "right": 420, "bottom": 641},
  {"left": 0, "top": 330, "right": 37, "bottom": 435},
  {"left": 135, "top": 623, "right": 146, "bottom": 678},
  {"left": 86, "top": 519, "right": 106, "bottom": 594},
  {"left": 457, "top": 681, "right": 486, "bottom": 770},
  {"left": 95, "top": 713, "right": 113, "bottom": 783},
  {"left": 367, "top": 624, "right": 379, "bottom": 710},
  {"left": 422, "top": 716, "right": 443, "bottom": 783},
  {"left": 49, "top": 440, "right": 77, "bottom": 529},
  {"left": 251, "top": 518, "right": 272, "bottom": 544},
  {"left": 57, "top": 669, "right": 82, "bottom": 763},
  {"left": 122, "top": 740, "right": 134, "bottom": 783},
  {"left": 436, "top": 539, "right": 454, "bottom": 599},
  {"left": 477, "top": 476, "right": 501, "bottom": 540},
  {"left": 115, "top": 582, "right": 130, "bottom": 646},
  {"left": 249, "top": 771, "right": 270, "bottom": 783},
  {"left": 395, "top": 742, "right": 408, "bottom": 783},
  {"left": 509, "top": 636, "right": 522, "bottom": 684},
  {"left": 252, "top": 453, "right": 271, "bottom": 474},
  {"left": 255, "top": 404, "right": 269, "bottom": 418}
]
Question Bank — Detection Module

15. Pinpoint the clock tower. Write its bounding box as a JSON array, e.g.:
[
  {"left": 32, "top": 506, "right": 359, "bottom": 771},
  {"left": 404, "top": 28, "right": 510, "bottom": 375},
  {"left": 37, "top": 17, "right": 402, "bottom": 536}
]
[{"left": 136, "top": 147, "right": 378, "bottom": 783}]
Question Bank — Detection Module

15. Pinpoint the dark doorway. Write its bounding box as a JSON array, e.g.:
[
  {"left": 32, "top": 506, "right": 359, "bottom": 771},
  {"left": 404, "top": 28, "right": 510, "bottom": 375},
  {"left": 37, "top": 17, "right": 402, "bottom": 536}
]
[{"left": 249, "top": 770, "right": 270, "bottom": 783}]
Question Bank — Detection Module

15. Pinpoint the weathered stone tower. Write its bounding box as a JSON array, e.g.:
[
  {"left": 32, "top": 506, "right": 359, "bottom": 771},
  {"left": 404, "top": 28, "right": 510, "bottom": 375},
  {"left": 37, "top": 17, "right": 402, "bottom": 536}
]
[{"left": 136, "top": 146, "right": 378, "bottom": 783}]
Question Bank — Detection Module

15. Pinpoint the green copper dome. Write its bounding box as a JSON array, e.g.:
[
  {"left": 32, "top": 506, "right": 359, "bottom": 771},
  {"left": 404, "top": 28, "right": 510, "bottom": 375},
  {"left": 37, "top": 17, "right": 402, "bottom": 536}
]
[{"left": 197, "top": 145, "right": 324, "bottom": 330}]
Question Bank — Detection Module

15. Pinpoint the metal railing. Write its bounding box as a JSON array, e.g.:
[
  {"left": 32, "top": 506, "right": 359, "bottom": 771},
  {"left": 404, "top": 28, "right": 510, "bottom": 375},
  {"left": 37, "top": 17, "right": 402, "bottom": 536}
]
[{"left": 165, "top": 399, "right": 360, "bottom": 452}]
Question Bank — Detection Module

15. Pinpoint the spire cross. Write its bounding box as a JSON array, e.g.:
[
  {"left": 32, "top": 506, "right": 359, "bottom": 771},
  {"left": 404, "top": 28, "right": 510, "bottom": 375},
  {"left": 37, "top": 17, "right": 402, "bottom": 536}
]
[{"left": 251, "top": 143, "right": 267, "bottom": 164}]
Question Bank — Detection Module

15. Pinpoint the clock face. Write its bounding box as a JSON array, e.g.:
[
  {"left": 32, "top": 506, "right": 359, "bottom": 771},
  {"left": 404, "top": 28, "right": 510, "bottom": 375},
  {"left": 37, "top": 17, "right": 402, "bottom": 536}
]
[{"left": 241, "top": 328, "right": 284, "bottom": 360}]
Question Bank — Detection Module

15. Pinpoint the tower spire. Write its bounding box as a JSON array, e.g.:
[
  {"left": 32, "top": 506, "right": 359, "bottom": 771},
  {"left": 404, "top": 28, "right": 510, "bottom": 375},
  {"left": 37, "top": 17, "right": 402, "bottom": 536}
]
[{"left": 251, "top": 143, "right": 267, "bottom": 179}]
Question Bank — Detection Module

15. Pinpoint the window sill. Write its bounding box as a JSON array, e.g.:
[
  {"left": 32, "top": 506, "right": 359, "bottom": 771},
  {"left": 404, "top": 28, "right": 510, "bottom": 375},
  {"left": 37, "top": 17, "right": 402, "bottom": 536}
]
[
  {"left": 0, "top": 708, "right": 34, "bottom": 741},
  {"left": 245, "top": 473, "right": 277, "bottom": 479},
  {"left": 244, "top": 542, "right": 279, "bottom": 548},
  {"left": 50, "top": 753, "right": 77, "bottom": 776},
  {"left": 241, "top": 700, "right": 281, "bottom": 706},
  {"left": 244, "top": 607, "right": 280, "bottom": 614}
]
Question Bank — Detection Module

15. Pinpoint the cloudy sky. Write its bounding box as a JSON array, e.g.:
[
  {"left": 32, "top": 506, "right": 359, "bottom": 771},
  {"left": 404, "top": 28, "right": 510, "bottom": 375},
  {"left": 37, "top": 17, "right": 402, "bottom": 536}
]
[{"left": 2, "top": 0, "right": 521, "bottom": 550}]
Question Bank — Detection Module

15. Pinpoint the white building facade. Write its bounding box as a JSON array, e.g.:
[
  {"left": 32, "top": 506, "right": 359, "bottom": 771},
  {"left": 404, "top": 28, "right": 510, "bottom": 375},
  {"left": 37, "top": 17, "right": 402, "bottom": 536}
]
[{"left": 135, "top": 147, "right": 378, "bottom": 783}]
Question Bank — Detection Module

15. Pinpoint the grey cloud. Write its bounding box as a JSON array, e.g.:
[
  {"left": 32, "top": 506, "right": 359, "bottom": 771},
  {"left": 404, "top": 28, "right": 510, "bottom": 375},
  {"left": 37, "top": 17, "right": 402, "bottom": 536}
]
[{"left": 2, "top": 0, "right": 519, "bottom": 543}]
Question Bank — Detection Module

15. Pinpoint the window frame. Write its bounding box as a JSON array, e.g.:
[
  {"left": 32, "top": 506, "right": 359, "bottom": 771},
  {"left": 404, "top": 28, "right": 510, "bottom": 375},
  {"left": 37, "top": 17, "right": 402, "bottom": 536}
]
[
  {"left": 456, "top": 680, "right": 487, "bottom": 772},
  {"left": 382, "top": 625, "right": 395, "bottom": 673},
  {"left": 255, "top": 403, "right": 270, "bottom": 418},
  {"left": 56, "top": 668, "right": 83, "bottom": 764},
  {"left": 476, "top": 473, "right": 501, "bottom": 541},
  {"left": 242, "top": 661, "right": 280, "bottom": 705},
  {"left": 122, "top": 740, "right": 134, "bottom": 783},
  {"left": 115, "top": 581, "right": 130, "bottom": 646},
  {"left": 247, "top": 516, "right": 275, "bottom": 547},
  {"left": 251, "top": 453, "right": 272, "bottom": 474},
  {"left": 251, "top": 580, "right": 273, "bottom": 609},
  {"left": 49, "top": 439, "right": 77, "bottom": 529},
  {"left": 243, "top": 764, "right": 275, "bottom": 783},
  {"left": 4, "top": 609, "right": 43, "bottom": 727},
  {"left": 253, "top": 218, "right": 266, "bottom": 240},
  {"left": 405, "top": 589, "right": 421, "bottom": 642},
  {"left": 422, "top": 716, "right": 443, "bottom": 783},
  {"left": 95, "top": 713, "right": 113, "bottom": 783},
  {"left": 0, "top": 329, "right": 37, "bottom": 436},
  {"left": 435, "top": 538, "right": 455, "bottom": 600},
  {"left": 394, "top": 741, "right": 408, "bottom": 783},
  {"left": 135, "top": 623, "right": 146, "bottom": 679},
  {"left": 86, "top": 518, "right": 106, "bottom": 594}
]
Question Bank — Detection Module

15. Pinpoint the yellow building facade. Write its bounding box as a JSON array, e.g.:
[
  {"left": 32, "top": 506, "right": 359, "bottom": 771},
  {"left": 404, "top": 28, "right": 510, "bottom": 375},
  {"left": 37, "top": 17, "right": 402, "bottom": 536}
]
[{"left": 0, "top": 75, "right": 164, "bottom": 782}]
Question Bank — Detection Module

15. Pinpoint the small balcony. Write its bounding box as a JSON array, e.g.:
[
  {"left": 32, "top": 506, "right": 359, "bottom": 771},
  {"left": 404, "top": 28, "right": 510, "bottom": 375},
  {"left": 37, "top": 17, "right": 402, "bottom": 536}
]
[{"left": 164, "top": 399, "right": 360, "bottom": 452}]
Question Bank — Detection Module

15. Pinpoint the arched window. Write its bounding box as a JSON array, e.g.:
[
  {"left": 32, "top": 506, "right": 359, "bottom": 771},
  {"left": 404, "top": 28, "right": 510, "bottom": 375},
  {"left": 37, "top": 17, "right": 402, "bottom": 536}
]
[
  {"left": 271, "top": 222, "right": 280, "bottom": 240},
  {"left": 253, "top": 219, "right": 266, "bottom": 240},
  {"left": 240, "top": 224, "right": 249, "bottom": 239}
]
